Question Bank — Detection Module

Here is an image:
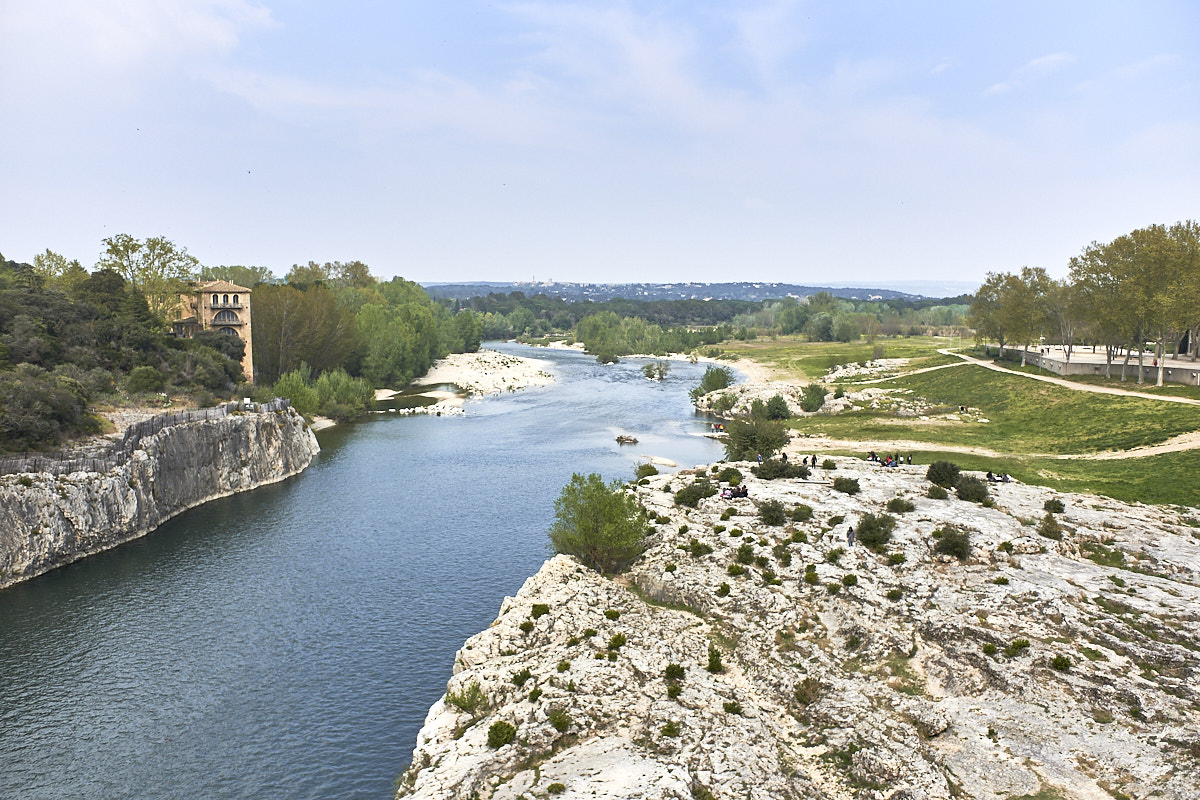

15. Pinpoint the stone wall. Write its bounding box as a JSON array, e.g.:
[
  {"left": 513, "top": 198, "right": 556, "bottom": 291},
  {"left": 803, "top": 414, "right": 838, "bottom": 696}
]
[{"left": 0, "top": 408, "right": 319, "bottom": 589}]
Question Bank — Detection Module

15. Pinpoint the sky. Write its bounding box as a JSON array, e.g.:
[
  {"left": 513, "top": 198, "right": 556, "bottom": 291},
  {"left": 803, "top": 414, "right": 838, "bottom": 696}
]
[{"left": 1, "top": 1, "right": 1197, "bottom": 291}]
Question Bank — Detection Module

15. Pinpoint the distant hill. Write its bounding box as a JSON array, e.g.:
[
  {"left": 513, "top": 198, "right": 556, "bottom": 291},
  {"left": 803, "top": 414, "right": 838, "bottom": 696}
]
[{"left": 422, "top": 281, "right": 950, "bottom": 303}]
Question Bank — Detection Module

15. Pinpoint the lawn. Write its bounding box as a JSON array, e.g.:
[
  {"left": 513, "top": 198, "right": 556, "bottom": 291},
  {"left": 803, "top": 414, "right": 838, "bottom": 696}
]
[
  {"left": 717, "top": 335, "right": 955, "bottom": 380},
  {"left": 792, "top": 364, "right": 1200, "bottom": 455}
]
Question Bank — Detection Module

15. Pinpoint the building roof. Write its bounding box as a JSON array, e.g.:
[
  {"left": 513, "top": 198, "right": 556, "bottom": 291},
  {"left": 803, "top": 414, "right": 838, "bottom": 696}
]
[{"left": 198, "top": 280, "right": 252, "bottom": 293}]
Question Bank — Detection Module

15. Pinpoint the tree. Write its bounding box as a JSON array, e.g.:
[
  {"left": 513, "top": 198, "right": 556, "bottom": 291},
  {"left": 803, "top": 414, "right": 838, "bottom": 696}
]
[
  {"left": 199, "top": 264, "right": 277, "bottom": 287},
  {"left": 548, "top": 473, "right": 648, "bottom": 574},
  {"left": 724, "top": 417, "right": 787, "bottom": 460},
  {"left": 251, "top": 284, "right": 356, "bottom": 383},
  {"left": 97, "top": 234, "right": 200, "bottom": 322}
]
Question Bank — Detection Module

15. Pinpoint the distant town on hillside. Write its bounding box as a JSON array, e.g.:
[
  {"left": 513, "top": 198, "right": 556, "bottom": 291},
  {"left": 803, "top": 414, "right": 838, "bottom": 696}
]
[{"left": 422, "top": 280, "right": 976, "bottom": 303}]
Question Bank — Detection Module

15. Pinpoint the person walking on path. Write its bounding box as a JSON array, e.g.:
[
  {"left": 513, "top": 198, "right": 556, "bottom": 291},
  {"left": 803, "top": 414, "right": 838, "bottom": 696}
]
[{"left": 847, "top": 526, "right": 855, "bottom": 547}]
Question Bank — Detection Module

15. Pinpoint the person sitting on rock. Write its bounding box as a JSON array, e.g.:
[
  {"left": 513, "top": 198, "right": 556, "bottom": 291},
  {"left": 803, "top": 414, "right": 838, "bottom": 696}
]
[{"left": 986, "top": 471, "right": 996, "bottom": 482}]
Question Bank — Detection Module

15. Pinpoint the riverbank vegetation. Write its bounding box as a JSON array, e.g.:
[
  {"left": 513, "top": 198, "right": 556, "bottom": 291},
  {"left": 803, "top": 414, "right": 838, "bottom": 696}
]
[{"left": 549, "top": 473, "right": 649, "bottom": 575}]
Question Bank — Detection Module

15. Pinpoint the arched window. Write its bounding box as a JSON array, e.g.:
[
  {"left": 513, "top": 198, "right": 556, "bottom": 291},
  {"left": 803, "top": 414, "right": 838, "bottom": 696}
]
[
  {"left": 219, "top": 327, "right": 239, "bottom": 336},
  {"left": 232, "top": 294, "right": 239, "bottom": 305},
  {"left": 212, "top": 294, "right": 219, "bottom": 306},
  {"left": 223, "top": 294, "right": 230, "bottom": 305},
  {"left": 214, "top": 310, "right": 240, "bottom": 323}
]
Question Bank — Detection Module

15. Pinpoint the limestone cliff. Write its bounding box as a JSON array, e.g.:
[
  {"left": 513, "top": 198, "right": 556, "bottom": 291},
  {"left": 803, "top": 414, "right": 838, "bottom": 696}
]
[
  {"left": 0, "top": 408, "right": 319, "bottom": 589},
  {"left": 397, "top": 459, "right": 1200, "bottom": 800}
]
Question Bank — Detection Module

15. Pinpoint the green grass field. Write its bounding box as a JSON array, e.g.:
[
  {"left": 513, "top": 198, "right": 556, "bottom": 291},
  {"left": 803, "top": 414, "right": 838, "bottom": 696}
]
[{"left": 719, "top": 336, "right": 1200, "bottom": 507}]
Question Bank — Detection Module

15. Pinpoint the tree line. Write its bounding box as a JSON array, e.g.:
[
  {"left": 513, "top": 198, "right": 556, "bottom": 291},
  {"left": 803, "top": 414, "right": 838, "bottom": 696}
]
[{"left": 968, "top": 221, "right": 1199, "bottom": 385}]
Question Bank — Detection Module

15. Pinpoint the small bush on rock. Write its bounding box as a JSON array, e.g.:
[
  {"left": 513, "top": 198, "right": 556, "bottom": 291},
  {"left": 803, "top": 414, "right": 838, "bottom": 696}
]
[
  {"left": 956, "top": 475, "right": 989, "bottom": 503},
  {"left": 1038, "top": 513, "right": 1062, "bottom": 540},
  {"left": 531, "top": 603, "right": 550, "bottom": 619},
  {"left": 886, "top": 497, "right": 915, "bottom": 513},
  {"left": 758, "top": 499, "right": 787, "bottom": 526},
  {"left": 716, "top": 582, "right": 731, "bottom": 596},
  {"left": 688, "top": 538, "right": 713, "bottom": 557},
  {"left": 856, "top": 512, "right": 897, "bottom": 553},
  {"left": 926, "top": 460, "right": 961, "bottom": 488},
  {"left": 1051, "top": 654, "right": 1071, "bottom": 671},
  {"left": 487, "top": 720, "right": 517, "bottom": 748},
  {"left": 753, "top": 459, "right": 810, "bottom": 480},
  {"left": 792, "top": 504, "right": 813, "bottom": 521},
  {"left": 886, "top": 588, "right": 903, "bottom": 601},
  {"left": 675, "top": 480, "right": 718, "bottom": 508},
  {"left": 547, "top": 706, "right": 572, "bottom": 732},
  {"left": 1044, "top": 497, "right": 1065, "bottom": 513},
  {"left": 446, "top": 681, "right": 488, "bottom": 715},
  {"left": 547, "top": 783, "right": 566, "bottom": 795},
  {"left": 723, "top": 700, "right": 743, "bottom": 715},
  {"left": 717, "top": 466, "right": 743, "bottom": 484},
  {"left": 821, "top": 459, "right": 836, "bottom": 470},
  {"left": 933, "top": 526, "right": 971, "bottom": 561},
  {"left": 706, "top": 645, "right": 725, "bottom": 673},
  {"left": 832, "top": 477, "right": 860, "bottom": 495},
  {"left": 511, "top": 668, "right": 532, "bottom": 687},
  {"left": 635, "top": 462, "right": 659, "bottom": 479},
  {"left": 927, "top": 484, "right": 948, "bottom": 500}
]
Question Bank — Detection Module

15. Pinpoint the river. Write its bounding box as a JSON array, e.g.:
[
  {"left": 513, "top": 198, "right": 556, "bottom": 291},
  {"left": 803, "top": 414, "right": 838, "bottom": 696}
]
[{"left": 0, "top": 343, "right": 727, "bottom": 800}]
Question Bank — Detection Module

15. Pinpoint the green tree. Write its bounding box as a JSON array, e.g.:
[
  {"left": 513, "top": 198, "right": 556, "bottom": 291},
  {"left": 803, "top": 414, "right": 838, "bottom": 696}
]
[
  {"left": 548, "top": 473, "right": 649, "bottom": 574},
  {"left": 251, "top": 284, "right": 356, "bottom": 383},
  {"left": 97, "top": 234, "right": 200, "bottom": 322},
  {"left": 198, "top": 264, "right": 277, "bottom": 287},
  {"left": 724, "top": 418, "right": 787, "bottom": 461}
]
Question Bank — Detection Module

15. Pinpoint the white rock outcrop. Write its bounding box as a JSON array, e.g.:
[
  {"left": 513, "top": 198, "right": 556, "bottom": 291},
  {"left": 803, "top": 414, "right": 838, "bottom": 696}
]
[
  {"left": 0, "top": 408, "right": 319, "bottom": 588},
  {"left": 398, "top": 459, "right": 1200, "bottom": 799}
]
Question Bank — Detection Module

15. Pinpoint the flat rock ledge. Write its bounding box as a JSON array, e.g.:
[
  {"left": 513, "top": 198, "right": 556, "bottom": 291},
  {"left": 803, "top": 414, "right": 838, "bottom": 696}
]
[{"left": 397, "top": 459, "right": 1200, "bottom": 800}]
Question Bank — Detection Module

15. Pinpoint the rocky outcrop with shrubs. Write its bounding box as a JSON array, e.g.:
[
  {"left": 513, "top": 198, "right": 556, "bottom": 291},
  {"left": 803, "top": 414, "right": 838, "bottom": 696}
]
[{"left": 397, "top": 458, "right": 1200, "bottom": 800}]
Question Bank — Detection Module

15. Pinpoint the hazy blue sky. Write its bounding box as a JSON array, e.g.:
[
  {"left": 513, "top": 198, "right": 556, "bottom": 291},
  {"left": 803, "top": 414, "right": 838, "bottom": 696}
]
[{"left": 2, "top": 1, "right": 1197, "bottom": 288}]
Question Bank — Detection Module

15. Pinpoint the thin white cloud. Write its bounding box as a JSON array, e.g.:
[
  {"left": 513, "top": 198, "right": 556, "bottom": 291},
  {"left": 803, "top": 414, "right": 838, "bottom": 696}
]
[{"left": 985, "top": 52, "right": 1076, "bottom": 95}]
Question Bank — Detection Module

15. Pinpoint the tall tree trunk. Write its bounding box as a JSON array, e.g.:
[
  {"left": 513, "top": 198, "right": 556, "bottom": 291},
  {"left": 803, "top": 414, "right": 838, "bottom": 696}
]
[
  {"left": 1120, "top": 348, "right": 1130, "bottom": 381},
  {"left": 1104, "top": 345, "right": 1113, "bottom": 379},
  {"left": 1136, "top": 345, "right": 1145, "bottom": 385},
  {"left": 1156, "top": 341, "right": 1165, "bottom": 387}
]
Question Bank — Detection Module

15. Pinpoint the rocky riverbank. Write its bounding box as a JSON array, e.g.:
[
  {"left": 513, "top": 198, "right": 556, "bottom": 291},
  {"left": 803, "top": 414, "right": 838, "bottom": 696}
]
[
  {"left": 0, "top": 408, "right": 319, "bottom": 589},
  {"left": 397, "top": 458, "right": 1200, "bottom": 799}
]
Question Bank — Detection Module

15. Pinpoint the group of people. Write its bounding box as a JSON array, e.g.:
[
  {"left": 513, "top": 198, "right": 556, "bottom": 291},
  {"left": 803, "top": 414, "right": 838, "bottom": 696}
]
[
  {"left": 868, "top": 451, "right": 911, "bottom": 467},
  {"left": 986, "top": 471, "right": 1012, "bottom": 483},
  {"left": 721, "top": 485, "right": 749, "bottom": 499}
]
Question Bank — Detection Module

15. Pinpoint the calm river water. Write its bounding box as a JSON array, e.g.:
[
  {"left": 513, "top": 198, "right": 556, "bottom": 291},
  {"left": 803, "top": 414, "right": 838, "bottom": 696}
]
[{"left": 0, "top": 343, "right": 726, "bottom": 800}]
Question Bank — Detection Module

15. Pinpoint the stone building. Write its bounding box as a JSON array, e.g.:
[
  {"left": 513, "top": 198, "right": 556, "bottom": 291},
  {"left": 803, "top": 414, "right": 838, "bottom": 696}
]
[{"left": 172, "top": 280, "right": 255, "bottom": 382}]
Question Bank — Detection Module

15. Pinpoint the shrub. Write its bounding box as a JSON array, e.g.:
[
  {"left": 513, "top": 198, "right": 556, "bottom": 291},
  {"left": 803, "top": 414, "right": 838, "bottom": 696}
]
[
  {"left": 717, "top": 466, "right": 743, "bottom": 484},
  {"left": 607, "top": 633, "right": 626, "bottom": 650},
  {"left": 736, "top": 543, "right": 755, "bottom": 564},
  {"left": 664, "top": 563, "right": 676, "bottom": 572},
  {"left": 688, "top": 538, "right": 713, "bottom": 557},
  {"left": 791, "top": 504, "right": 813, "bottom": 522},
  {"left": 512, "top": 668, "right": 532, "bottom": 687},
  {"left": 997, "top": 541, "right": 1014, "bottom": 554},
  {"left": 706, "top": 645, "right": 725, "bottom": 673},
  {"left": 888, "top": 552, "right": 907, "bottom": 565},
  {"left": 790, "top": 530, "right": 808, "bottom": 543},
  {"left": 519, "top": 620, "right": 534, "bottom": 633},
  {"left": 635, "top": 462, "right": 660, "bottom": 479},
  {"left": 1044, "top": 498, "right": 1065, "bottom": 514},
  {"left": 724, "top": 417, "right": 788, "bottom": 461},
  {"left": 982, "top": 643, "right": 998, "bottom": 656},
  {"left": 531, "top": 603, "right": 550, "bottom": 619},
  {"left": 445, "top": 681, "right": 488, "bottom": 715},
  {"left": 794, "top": 677, "right": 823, "bottom": 706},
  {"left": 690, "top": 365, "right": 734, "bottom": 399},
  {"left": 1051, "top": 654, "right": 1071, "bottom": 671},
  {"left": 856, "top": 512, "right": 897, "bottom": 553},
  {"left": 758, "top": 499, "right": 787, "bottom": 526},
  {"left": 1038, "top": 513, "right": 1063, "bottom": 540},
  {"left": 723, "top": 700, "right": 744, "bottom": 715},
  {"left": 926, "top": 461, "right": 961, "bottom": 488},
  {"left": 547, "top": 706, "right": 572, "bottom": 732},
  {"left": 1004, "top": 639, "right": 1031, "bottom": 657},
  {"left": 753, "top": 459, "right": 810, "bottom": 480},
  {"left": 832, "top": 477, "right": 860, "bottom": 495},
  {"left": 821, "top": 459, "right": 836, "bottom": 470},
  {"left": 604, "top": 609, "right": 620, "bottom": 620},
  {"left": 842, "top": 574, "right": 858, "bottom": 587},
  {"left": 487, "top": 720, "right": 517, "bottom": 748},
  {"left": 712, "top": 393, "right": 736, "bottom": 414},
  {"left": 933, "top": 526, "right": 971, "bottom": 561},
  {"left": 557, "top": 660, "right": 571, "bottom": 672},
  {"left": 716, "top": 580, "right": 731, "bottom": 596},
  {"left": 927, "top": 484, "right": 948, "bottom": 500},
  {"left": 765, "top": 394, "right": 791, "bottom": 419},
  {"left": 127, "top": 365, "right": 166, "bottom": 394},
  {"left": 548, "top": 783, "right": 566, "bottom": 795},
  {"left": 528, "top": 687, "right": 543, "bottom": 702},
  {"left": 549, "top": 473, "right": 649, "bottom": 574},
  {"left": 886, "top": 588, "right": 903, "bottom": 601},
  {"left": 727, "top": 563, "right": 746, "bottom": 576},
  {"left": 993, "top": 576, "right": 1009, "bottom": 585},
  {"left": 826, "top": 583, "right": 841, "bottom": 595},
  {"left": 825, "top": 547, "right": 845, "bottom": 565},
  {"left": 667, "top": 683, "right": 682, "bottom": 699},
  {"left": 674, "top": 480, "right": 718, "bottom": 508},
  {"left": 886, "top": 497, "right": 915, "bottom": 513},
  {"left": 678, "top": 524, "right": 689, "bottom": 534},
  {"left": 582, "top": 628, "right": 598, "bottom": 638},
  {"left": 956, "top": 476, "right": 989, "bottom": 503},
  {"left": 799, "top": 383, "right": 827, "bottom": 412},
  {"left": 660, "top": 720, "right": 682, "bottom": 737},
  {"left": 664, "top": 663, "right": 685, "bottom": 682}
]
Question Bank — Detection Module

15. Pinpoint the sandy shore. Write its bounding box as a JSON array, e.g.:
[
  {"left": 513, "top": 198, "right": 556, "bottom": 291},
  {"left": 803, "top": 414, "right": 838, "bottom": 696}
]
[{"left": 415, "top": 348, "right": 555, "bottom": 396}]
